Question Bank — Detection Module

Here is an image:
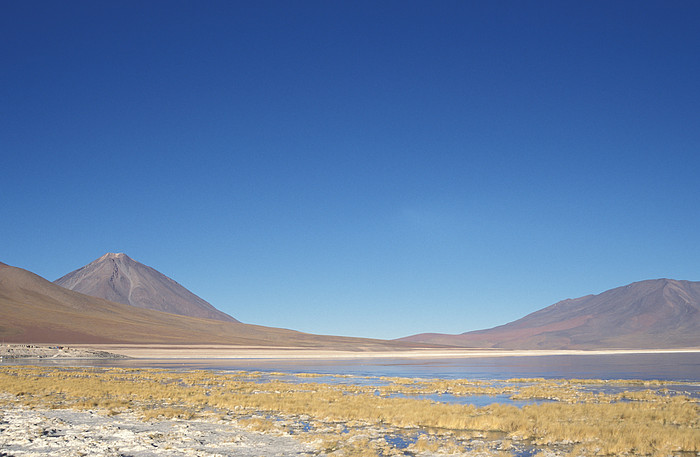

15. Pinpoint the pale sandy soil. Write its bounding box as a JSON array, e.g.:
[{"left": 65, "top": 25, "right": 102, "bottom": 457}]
[{"left": 74, "top": 344, "right": 700, "bottom": 359}]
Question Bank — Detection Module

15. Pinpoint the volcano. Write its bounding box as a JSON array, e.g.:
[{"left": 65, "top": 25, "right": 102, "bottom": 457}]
[{"left": 55, "top": 253, "right": 237, "bottom": 322}]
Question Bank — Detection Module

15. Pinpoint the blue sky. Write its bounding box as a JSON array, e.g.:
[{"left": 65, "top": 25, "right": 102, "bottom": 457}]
[{"left": 2, "top": 1, "right": 699, "bottom": 339}]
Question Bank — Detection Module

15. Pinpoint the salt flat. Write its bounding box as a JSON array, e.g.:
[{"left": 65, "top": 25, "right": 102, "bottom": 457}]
[
  {"left": 0, "top": 399, "right": 319, "bottom": 457},
  {"left": 75, "top": 344, "right": 700, "bottom": 359}
]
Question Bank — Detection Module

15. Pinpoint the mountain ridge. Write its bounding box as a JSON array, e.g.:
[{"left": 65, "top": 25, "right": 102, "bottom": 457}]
[
  {"left": 5, "top": 255, "right": 698, "bottom": 349},
  {"left": 399, "top": 278, "right": 700, "bottom": 349},
  {"left": 54, "top": 253, "right": 237, "bottom": 322}
]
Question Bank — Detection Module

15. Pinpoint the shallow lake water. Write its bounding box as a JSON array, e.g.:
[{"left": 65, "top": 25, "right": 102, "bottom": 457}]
[{"left": 7, "top": 352, "right": 699, "bottom": 381}]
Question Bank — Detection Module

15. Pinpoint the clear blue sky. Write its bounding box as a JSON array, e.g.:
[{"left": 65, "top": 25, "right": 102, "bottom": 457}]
[{"left": 2, "top": 1, "right": 699, "bottom": 339}]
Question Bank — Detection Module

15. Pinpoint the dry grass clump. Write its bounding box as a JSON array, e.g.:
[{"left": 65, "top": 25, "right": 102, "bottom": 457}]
[
  {"left": 407, "top": 433, "right": 470, "bottom": 454},
  {"left": 409, "top": 434, "right": 441, "bottom": 453},
  {"left": 370, "top": 376, "right": 514, "bottom": 399},
  {"left": 1, "top": 366, "right": 698, "bottom": 456},
  {"left": 513, "top": 400, "right": 700, "bottom": 455},
  {"left": 236, "top": 416, "right": 280, "bottom": 433},
  {"left": 303, "top": 427, "right": 422, "bottom": 457},
  {"left": 141, "top": 407, "right": 196, "bottom": 421}
]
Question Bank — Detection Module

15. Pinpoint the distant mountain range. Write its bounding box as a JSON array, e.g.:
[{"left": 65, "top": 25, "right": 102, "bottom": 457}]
[
  {"left": 2, "top": 253, "right": 699, "bottom": 349},
  {"left": 0, "top": 259, "right": 408, "bottom": 349},
  {"left": 55, "top": 253, "right": 236, "bottom": 322},
  {"left": 399, "top": 279, "right": 700, "bottom": 349}
]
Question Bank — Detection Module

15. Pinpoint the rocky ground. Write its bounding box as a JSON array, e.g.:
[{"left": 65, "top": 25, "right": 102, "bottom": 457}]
[
  {"left": 0, "top": 402, "right": 320, "bottom": 457},
  {"left": 0, "top": 345, "right": 126, "bottom": 360}
]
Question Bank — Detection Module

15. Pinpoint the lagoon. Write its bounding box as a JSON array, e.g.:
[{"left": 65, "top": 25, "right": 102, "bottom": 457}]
[{"left": 7, "top": 351, "right": 699, "bottom": 382}]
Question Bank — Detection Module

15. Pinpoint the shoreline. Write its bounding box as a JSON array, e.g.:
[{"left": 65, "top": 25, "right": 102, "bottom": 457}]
[
  {"left": 3, "top": 343, "right": 698, "bottom": 360},
  {"left": 73, "top": 344, "right": 700, "bottom": 360}
]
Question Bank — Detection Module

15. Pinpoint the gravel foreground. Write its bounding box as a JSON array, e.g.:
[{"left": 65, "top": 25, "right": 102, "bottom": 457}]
[{"left": 0, "top": 402, "right": 321, "bottom": 457}]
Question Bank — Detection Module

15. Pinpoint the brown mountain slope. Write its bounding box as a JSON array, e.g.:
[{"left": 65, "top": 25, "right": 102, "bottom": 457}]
[
  {"left": 0, "top": 261, "right": 404, "bottom": 349},
  {"left": 54, "top": 253, "right": 237, "bottom": 322},
  {"left": 399, "top": 279, "right": 700, "bottom": 349}
]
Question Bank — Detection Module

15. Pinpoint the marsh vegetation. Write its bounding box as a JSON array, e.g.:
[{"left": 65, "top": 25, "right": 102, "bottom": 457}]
[{"left": 0, "top": 366, "right": 698, "bottom": 456}]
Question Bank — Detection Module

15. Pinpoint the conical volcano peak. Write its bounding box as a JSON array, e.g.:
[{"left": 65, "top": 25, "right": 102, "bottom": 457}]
[
  {"left": 55, "top": 253, "right": 238, "bottom": 322},
  {"left": 99, "top": 252, "right": 129, "bottom": 261}
]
